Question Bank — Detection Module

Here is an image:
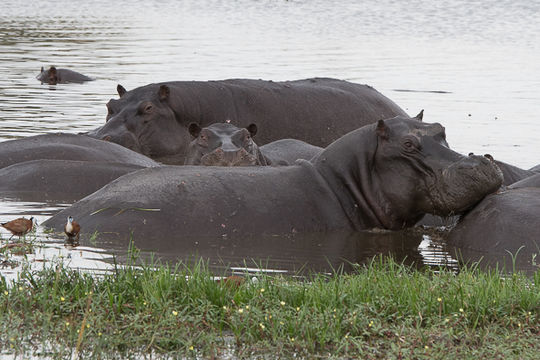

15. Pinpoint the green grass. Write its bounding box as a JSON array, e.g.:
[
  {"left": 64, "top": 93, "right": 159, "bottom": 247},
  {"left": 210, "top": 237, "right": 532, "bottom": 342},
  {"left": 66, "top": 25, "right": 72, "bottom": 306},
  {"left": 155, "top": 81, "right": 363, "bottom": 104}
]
[{"left": 0, "top": 254, "right": 539, "bottom": 359}]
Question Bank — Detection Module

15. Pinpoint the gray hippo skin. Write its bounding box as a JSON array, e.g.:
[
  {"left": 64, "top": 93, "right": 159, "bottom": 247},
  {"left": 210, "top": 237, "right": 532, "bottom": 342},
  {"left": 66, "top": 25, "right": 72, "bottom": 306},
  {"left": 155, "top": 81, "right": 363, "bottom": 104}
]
[
  {"left": 0, "top": 133, "right": 158, "bottom": 169},
  {"left": 259, "top": 139, "right": 322, "bottom": 165},
  {"left": 0, "top": 160, "right": 145, "bottom": 203},
  {"left": 184, "top": 122, "right": 322, "bottom": 166},
  {"left": 45, "top": 114, "right": 503, "bottom": 242},
  {"left": 86, "top": 78, "right": 407, "bottom": 164},
  {"left": 529, "top": 164, "right": 540, "bottom": 173},
  {"left": 37, "top": 66, "right": 94, "bottom": 85},
  {"left": 482, "top": 155, "right": 535, "bottom": 186},
  {"left": 446, "top": 188, "right": 540, "bottom": 273},
  {"left": 508, "top": 173, "right": 540, "bottom": 189}
]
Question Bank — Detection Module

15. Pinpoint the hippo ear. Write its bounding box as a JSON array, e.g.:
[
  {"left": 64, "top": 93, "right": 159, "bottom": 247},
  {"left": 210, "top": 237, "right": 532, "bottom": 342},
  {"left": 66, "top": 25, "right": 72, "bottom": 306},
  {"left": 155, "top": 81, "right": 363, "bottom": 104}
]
[
  {"left": 246, "top": 123, "right": 258, "bottom": 137},
  {"left": 158, "top": 85, "right": 170, "bottom": 102},
  {"left": 49, "top": 66, "right": 57, "bottom": 75},
  {"left": 414, "top": 109, "right": 424, "bottom": 121},
  {"left": 188, "top": 123, "right": 202, "bottom": 138},
  {"left": 376, "top": 119, "right": 389, "bottom": 140},
  {"left": 117, "top": 84, "right": 127, "bottom": 98},
  {"left": 40, "top": 66, "right": 44, "bottom": 72}
]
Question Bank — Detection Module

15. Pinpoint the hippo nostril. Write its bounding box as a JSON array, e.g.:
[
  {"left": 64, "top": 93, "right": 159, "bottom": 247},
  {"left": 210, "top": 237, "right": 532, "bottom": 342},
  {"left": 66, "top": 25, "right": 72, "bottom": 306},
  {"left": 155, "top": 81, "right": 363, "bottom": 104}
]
[
  {"left": 468, "top": 152, "right": 475, "bottom": 156},
  {"left": 102, "top": 136, "right": 112, "bottom": 142},
  {"left": 215, "top": 148, "right": 224, "bottom": 154}
]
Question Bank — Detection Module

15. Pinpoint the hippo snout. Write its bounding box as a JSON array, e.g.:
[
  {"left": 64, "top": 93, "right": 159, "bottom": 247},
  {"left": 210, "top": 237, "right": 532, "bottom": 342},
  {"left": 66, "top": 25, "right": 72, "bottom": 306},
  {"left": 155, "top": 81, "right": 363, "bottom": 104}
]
[{"left": 201, "top": 148, "right": 258, "bottom": 166}]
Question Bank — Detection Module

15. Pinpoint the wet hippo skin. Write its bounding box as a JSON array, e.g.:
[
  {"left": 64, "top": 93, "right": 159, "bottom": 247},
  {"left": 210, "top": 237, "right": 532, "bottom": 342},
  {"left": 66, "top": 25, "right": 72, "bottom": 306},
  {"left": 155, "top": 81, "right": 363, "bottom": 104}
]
[
  {"left": 0, "top": 133, "right": 158, "bottom": 170},
  {"left": 446, "top": 187, "right": 540, "bottom": 273},
  {"left": 45, "top": 114, "right": 503, "bottom": 242},
  {"left": 0, "top": 160, "right": 145, "bottom": 203},
  {"left": 86, "top": 78, "right": 407, "bottom": 164}
]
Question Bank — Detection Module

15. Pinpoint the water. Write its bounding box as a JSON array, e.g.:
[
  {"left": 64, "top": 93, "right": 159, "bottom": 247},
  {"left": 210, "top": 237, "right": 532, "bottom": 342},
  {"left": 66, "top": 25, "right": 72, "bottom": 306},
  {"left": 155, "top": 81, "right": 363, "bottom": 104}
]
[{"left": 1, "top": 0, "right": 539, "bottom": 276}]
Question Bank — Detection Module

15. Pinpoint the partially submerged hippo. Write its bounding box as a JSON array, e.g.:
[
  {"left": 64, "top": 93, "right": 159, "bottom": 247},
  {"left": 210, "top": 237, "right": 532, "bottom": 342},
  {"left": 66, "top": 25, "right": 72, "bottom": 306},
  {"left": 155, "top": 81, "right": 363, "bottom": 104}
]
[
  {"left": 446, "top": 187, "right": 540, "bottom": 273},
  {"left": 480, "top": 154, "right": 535, "bottom": 186},
  {"left": 184, "top": 122, "right": 322, "bottom": 166},
  {"left": 0, "top": 160, "right": 145, "bottom": 203},
  {"left": 86, "top": 78, "right": 407, "bottom": 164},
  {"left": 37, "top": 66, "right": 94, "bottom": 85},
  {"left": 0, "top": 133, "right": 158, "bottom": 169},
  {"left": 45, "top": 114, "right": 503, "bottom": 242},
  {"left": 508, "top": 173, "right": 540, "bottom": 189}
]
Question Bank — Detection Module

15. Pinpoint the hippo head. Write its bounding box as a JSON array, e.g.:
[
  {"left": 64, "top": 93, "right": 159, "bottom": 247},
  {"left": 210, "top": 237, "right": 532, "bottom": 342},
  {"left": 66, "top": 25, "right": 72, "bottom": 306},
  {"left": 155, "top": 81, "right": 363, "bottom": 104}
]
[
  {"left": 37, "top": 66, "right": 59, "bottom": 85},
  {"left": 185, "top": 122, "right": 267, "bottom": 166},
  {"left": 86, "top": 84, "right": 188, "bottom": 164},
  {"left": 317, "top": 111, "right": 503, "bottom": 230},
  {"left": 371, "top": 113, "right": 503, "bottom": 226}
]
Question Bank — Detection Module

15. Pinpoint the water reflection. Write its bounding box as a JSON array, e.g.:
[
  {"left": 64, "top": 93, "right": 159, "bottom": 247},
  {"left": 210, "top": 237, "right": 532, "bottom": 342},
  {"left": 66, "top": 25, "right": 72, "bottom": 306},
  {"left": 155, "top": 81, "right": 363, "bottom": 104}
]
[{"left": 73, "top": 227, "right": 455, "bottom": 276}]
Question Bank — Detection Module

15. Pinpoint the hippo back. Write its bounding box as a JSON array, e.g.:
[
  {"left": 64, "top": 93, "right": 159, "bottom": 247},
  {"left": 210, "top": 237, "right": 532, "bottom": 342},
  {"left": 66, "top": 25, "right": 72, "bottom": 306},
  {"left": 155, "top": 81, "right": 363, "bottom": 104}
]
[
  {"left": 260, "top": 139, "right": 323, "bottom": 165},
  {"left": 0, "top": 133, "right": 159, "bottom": 169},
  {"left": 88, "top": 78, "right": 407, "bottom": 164}
]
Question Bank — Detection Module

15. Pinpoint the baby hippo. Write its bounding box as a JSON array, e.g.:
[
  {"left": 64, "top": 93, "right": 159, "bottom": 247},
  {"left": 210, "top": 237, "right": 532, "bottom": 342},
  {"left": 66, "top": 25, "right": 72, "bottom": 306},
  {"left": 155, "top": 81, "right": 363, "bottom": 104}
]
[
  {"left": 37, "top": 66, "right": 94, "bottom": 85},
  {"left": 185, "top": 122, "right": 322, "bottom": 166}
]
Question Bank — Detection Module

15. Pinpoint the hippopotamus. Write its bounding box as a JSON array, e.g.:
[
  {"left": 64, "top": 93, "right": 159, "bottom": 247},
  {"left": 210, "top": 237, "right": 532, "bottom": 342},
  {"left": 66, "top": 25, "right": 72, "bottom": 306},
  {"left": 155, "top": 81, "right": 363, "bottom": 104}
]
[
  {"left": 37, "top": 66, "right": 94, "bottom": 85},
  {"left": 480, "top": 154, "right": 535, "bottom": 186},
  {"left": 184, "top": 122, "right": 322, "bottom": 166},
  {"left": 508, "top": 173, "right": 540, "bottom": 189},
  {"left": 260, "top": 139, "right": 322, "bottom": 165},
  {"left": 44, "top": 114, "right": 503, "bottom": 242},
  {"left": 529, "top": 164, "right": 540, "bottom": 173},
  {"left": 86, "top": 78, "right": 407, "bottom": 164},
  {"left": 446, "top": 187, "right": 540, "bottom": 273},
  {"left": 0, "top": 160, "right": 145, "bottom": 202},
  {"left": 0, "top": 133, "right": 158, "bottom": 169}
]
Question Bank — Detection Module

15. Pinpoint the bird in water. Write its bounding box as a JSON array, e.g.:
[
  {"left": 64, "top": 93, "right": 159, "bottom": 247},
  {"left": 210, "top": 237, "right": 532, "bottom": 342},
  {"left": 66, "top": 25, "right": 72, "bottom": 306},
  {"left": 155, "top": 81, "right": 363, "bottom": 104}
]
[
  {"left": 1, "top": 217, "right": 36, "bottom": 240},
  {"left": 64, "top": 216, "right": 81, "bottom": 241}
]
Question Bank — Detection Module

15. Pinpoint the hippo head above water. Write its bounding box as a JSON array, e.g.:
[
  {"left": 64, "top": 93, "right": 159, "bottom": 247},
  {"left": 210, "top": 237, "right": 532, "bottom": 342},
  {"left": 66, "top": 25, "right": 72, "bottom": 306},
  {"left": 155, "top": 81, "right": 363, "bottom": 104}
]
[
  {"left": 314, "top": 111, "right": 504, "bottom": 229},
  {"left": 86, "top": 84, "right": 193, "bottom": 164},
  {"left": 185, "top": 122, "right": 267, "bottom": 166},
  {"left": 37, "top": 66, "right": 93, "bottom": 85}
]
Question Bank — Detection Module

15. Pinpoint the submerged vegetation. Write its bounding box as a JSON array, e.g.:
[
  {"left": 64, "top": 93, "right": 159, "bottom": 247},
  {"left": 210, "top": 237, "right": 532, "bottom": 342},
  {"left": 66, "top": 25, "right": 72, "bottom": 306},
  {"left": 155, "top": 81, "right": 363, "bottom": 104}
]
[{"left": 0, "top": 252, "right": 539, "bottom": 359}]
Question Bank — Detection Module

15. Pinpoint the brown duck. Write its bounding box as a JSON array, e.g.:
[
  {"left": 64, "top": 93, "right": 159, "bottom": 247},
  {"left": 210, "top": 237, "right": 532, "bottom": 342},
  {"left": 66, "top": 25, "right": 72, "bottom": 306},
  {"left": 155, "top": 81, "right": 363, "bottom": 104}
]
[
  {"left": 64, "top": 216, "right": 81, "bottom": 241},
  {"left": 1, "top": 217, "right": 35, "bottom": 240}
]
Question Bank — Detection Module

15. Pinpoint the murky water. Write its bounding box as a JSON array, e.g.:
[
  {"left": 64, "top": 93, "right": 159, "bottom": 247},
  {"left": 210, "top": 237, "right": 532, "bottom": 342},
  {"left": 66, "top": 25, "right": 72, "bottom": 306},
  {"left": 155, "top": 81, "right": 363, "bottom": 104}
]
[{"left": 1, "top": 0, "right": 539, "bottom": 276}]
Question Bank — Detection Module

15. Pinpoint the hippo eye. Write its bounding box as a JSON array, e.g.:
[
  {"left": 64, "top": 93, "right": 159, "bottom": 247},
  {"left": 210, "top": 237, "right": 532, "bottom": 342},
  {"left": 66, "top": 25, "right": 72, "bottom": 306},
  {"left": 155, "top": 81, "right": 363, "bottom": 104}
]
[
  {"left": 402, "top": 138, "right": 419, "bottom": 152},
  {"left": 144, "top": 104, "right": 153, "bottom": 113}
]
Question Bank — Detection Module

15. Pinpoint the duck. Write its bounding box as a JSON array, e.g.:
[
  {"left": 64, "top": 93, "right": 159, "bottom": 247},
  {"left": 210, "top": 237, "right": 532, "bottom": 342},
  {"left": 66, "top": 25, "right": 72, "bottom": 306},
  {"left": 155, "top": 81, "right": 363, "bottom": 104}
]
[
  {"left": 1, "top": 217, "right": 35, "bottom": 240},
  {"left": 64, "top": 216, "right": 81, "bottom": 241}
]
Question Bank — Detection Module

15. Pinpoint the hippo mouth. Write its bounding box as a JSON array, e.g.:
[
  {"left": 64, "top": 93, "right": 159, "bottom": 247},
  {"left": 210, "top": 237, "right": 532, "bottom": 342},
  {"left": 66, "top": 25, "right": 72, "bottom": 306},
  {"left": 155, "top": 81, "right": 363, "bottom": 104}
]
[
  {"left": 427, "top": 155, "right": 503, "bottom": 216},
  {"left": 201, "top": 149, "right": 259, "bottom": 167}
]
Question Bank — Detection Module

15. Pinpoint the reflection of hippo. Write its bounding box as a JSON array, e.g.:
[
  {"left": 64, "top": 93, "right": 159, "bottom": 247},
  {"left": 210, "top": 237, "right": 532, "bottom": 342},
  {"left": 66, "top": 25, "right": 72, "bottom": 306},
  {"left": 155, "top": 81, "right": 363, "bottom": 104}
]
[
  {"left": 446, "top": 188, "right": 540, "bottom": 273},
  {"left": 37, "top": 66, "right": 94, "bottom": 85},
  {"left": 45, "top": 114, "right": 503, "bottom": 242},
  {"left": 184, "top": 122, "right": 322, "bottom": 166},
  {"left": 86, "top": 78, "right": 407, "bottom": 164},
  {"left": 0, "top": 160, "right": 145, "bottom": 203},
  {"left": 0, "top": 133, "right": 158, "bottom": 169}
]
